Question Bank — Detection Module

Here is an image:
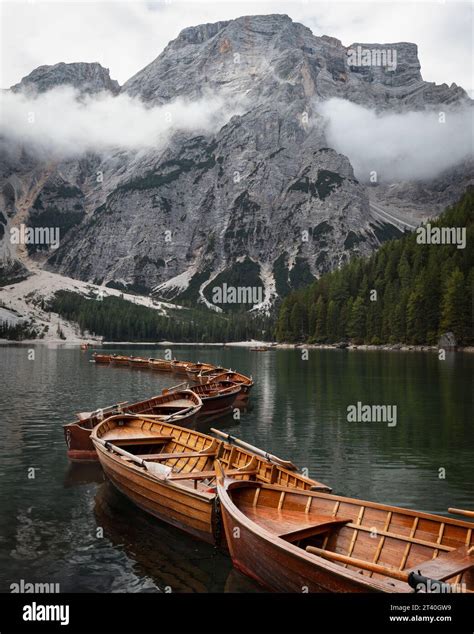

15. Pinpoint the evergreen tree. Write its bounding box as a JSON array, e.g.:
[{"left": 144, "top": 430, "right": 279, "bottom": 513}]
[
  {"left": 440, "top": 269, "right": 468, "bottom": 343},
  {"left": 313, "top": 296, "right": 326, "bottom": 342},
  {"left": 290, "top": 301, "right": 306, "bottom": 341},
  {"left": 326, "top": 300, "right": 337, "bottom": 340},
  {"left": 349, "top": 296, "right": 366, "bottom": 342}
]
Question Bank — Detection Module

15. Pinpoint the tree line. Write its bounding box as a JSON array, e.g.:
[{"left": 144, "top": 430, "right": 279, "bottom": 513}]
[
  {"left": 49, "top": 292, "right": 274, "bottom": 343},
  {"left": 0, "top": 320, "right": 41, "bottom": 340},
  {"left": 276, "top": 189, "right": 473, "bottom": 345}
]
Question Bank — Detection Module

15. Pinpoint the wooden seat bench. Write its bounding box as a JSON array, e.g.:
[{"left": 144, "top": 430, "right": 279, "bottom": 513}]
[
  {"left": 136, "top": 450, "right": 217, "bottom": 461},
  {"left": 105, "top": 435, "right": 174, "bottom": 446},
  {"left": 168, "top": 468, "right": 257, "bottom": 481},
  {"left": 406, "top": 546, "right": 473, "bottom": 581},
  {"left": 279, "top": 518, "right": 352, "bottom": 543},
  {"left": 240, "top": 504, "right": 351, "bottom": 541}
]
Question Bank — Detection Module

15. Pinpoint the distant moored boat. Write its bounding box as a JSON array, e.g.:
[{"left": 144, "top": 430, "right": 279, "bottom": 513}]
[{"left": 63, "top": 390, "right": 202, "bottom": 462}]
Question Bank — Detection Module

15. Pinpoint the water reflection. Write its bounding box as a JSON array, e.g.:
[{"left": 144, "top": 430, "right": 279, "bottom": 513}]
[
  {"left": 63, "top": 462, "right": 105, "bottom": 488},
  {"left": 93, "top": 482, "right": 261, "bottom": 592}
]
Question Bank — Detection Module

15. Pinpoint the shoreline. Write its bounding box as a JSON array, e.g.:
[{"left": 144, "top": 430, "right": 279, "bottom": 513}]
[{"left": 1, "top": 339, "right": 473, "bottom": 353}]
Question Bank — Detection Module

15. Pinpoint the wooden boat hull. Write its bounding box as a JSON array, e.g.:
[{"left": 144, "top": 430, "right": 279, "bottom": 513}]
[
  {"left": 97, "top": 444, "right": 216, "bottom": 543},
  {"left": 217, "top": 474, "right": 474, "bottom": 593},
  {"left": 91, "top": 418, "right": 330, "bottom": 543},
  {"left": 64, "top": 390, "right": 202, "bottom": 461},
  {"left": 191, "top": 382, "right": 241, "bottom": 415},
  {"left": 64, "top": 423, "right": 99, "bottom": 461},
  {"left": 199, "top": 392, "right": 238, "bottom": 414},
  {"left": 92, "top": 354, "right": 111, "bottom": 364}
]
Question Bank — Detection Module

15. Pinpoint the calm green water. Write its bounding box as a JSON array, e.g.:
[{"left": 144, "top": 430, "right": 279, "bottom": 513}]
[{"left": 0, "top": 345, "right": 472, "bottom": 592}]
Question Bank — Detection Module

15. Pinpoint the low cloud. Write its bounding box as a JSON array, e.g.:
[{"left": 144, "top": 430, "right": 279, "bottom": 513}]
[
  {"left": 0, "top": 87, "right": 241, "bottom": 159},
  {"left": 318, "top": 98, "right": 473, "bottom": 182}
]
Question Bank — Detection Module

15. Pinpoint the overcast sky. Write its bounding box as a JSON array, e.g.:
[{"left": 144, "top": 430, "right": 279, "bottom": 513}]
[{"left": 0, "top": 1, "right": 472, "bottom": 94}]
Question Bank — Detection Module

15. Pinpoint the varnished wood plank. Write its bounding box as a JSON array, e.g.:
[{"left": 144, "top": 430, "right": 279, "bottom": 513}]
[
  {"left": 345, "top": 523, "right": 454, "bottom": 552},
  {"left": 399, "top": 516, "right": 418, "bottom": 570},
  {"left": 406, "top": 546, "right": 473, "bottom": 580}
]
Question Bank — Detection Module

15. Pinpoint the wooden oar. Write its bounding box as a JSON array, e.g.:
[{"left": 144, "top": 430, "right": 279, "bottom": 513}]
[
  {"left": 76, "top": 401, "right": 128, "bottom": 420},
  {"left": 93, "top": 437, "right": 172, "bottom": 479},
  {"left": 306, "top": 545, "right": 410, "bottom": 582},
  {"left": 162, "top": 382, "right": 188, "bottom": 393},
  {"left": 163, "top": 406, "right": 196, "bottom": 420},
  {"left": 211, "top": 428, "right": 298, "bottom": 471},
  {"left": 114, "top": 407, "right": 196, "bottom": 421},
  {"left": 203, "top": 383, "right": 239, "bottom": 395},
  {"left": 306, "top": 545, "right": 474, "bottom": 587},
  {"left": 448, "top": 507, "right": 474, "bottom": 518}
]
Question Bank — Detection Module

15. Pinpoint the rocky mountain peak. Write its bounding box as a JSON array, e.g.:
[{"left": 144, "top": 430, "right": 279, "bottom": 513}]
[
  {"left": 122, "top": 14, "right": 468, "bottom": 109},
  {"left": 10, "top": 62, "right": 120, "bottom": 96},
  {"left": 172, "top": 20, "right": 230, "bottom": 47}
]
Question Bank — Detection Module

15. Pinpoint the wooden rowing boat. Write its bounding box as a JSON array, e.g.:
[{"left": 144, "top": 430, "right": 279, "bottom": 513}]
[
  {"left": 189, "top": 381, "right": 241, "bottom": 415},
  {"left": 91, "top": 418, "right": 331, "bottom": 544},
  {"left": 128, "top": 356, "right": 151, "bottom": 369},
  {"left": 206, "top": 371, "right": 253, "bottom": 393},
  {"left": 110, "top": 354, "right": 131, "bottom": 366},
  {"left": 216, "top": 464, "right": 474, "bottom": 593},
  {"left": 186, "top": 362, "right": 217, "bottom": 381},
  {"left": 171, "top": 360, "right": 192, "bottom": 375},
  {"left": 205, "top": 371, "right": 253, "bottom": 402},
  {"left": 250, "top": 347, "right": 269, "bottom": 352},
  {"left": 149, "top": 358, "right": 173, "bottom": 372},
  {"left": 64, "top": 390, "right": 202, "bottom": 462},
  {"left": 92, "top": 353, "right": 111, "bottom": 364}
]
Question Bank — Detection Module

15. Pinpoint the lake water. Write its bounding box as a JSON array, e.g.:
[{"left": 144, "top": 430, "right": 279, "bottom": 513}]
[{"left": 0, "top": 345, "right": 472, "bottom": 592}]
